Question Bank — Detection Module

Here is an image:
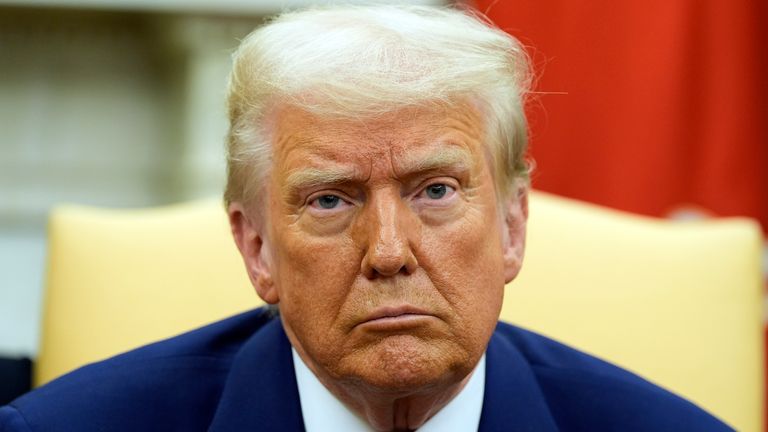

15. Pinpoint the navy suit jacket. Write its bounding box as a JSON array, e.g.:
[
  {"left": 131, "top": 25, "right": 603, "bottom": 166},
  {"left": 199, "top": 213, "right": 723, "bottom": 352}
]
[{"left": 1, "top": 308, "right": 732, "bottom": 431}]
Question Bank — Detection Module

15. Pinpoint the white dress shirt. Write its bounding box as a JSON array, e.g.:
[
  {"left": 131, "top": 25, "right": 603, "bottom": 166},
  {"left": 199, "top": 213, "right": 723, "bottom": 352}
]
[{"left": 293, "top": 349, "right": 485, "bottom": 432}]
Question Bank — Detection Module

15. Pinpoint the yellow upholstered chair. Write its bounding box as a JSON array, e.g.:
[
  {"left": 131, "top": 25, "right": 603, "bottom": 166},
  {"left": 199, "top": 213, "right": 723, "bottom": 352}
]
[{"left": 36, "top": 191, "right": 763, "bottom": 431}]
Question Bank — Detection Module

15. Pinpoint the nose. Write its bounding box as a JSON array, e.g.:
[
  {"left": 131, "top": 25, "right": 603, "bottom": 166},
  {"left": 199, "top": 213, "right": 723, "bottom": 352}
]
[{"left": 360, "top": 190, "right": 419, "bottom": 279}]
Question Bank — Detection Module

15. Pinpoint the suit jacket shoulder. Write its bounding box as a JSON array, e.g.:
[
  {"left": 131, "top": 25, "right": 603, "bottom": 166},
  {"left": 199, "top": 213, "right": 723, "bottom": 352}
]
[
  {"left": 0, "top": 309, "right": 276, "bottom": 432},
  {"left": 481, "top": 322, "right": 734, "bottom": 431}
]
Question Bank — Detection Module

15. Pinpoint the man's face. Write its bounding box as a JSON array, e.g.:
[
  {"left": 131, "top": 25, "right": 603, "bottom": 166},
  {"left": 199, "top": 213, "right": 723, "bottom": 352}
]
[{"left": 232, "top": 102, "right": 527, "bottom": 393}]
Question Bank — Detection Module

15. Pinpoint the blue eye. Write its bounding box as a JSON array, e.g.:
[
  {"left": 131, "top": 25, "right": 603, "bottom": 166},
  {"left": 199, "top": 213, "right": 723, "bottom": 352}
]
[
  {"left": 425, "top": 184, "right": 447, "bottom": 199},
  {"left": 315, "top": 195, "right": 341, "bottom": 209}
]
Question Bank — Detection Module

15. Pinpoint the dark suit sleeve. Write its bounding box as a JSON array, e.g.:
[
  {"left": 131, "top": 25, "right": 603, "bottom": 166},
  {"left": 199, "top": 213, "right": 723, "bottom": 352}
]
[{"left": 0, "top": 406, "right": 32, "bottom": 432}]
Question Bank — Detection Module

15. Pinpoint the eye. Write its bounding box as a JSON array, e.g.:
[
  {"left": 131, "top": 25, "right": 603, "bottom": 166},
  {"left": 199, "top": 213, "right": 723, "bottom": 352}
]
[
  {"left": 419, "top": 183, "right": 456, "bottom": 201},
  {"left": 311, "top": 194, "right": 343, "bottom": 209},
  {"left": 424, "top": 184, "right": 448, "bottom": 199}
]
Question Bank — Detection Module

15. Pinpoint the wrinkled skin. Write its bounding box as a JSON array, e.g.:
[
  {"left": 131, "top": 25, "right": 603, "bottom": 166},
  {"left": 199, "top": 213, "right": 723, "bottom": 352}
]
[{"left": 229, "top": 102, "right": 528, "bottom": 431}]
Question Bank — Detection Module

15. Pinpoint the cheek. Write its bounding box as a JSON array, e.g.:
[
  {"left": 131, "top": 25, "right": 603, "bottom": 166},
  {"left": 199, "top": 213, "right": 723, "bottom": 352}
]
[
  {"left": 271, "top": 225, "right": 361, "bottom": 326},
  {"left": 419, "top": 201, "right": 506, "bottom": 326}
]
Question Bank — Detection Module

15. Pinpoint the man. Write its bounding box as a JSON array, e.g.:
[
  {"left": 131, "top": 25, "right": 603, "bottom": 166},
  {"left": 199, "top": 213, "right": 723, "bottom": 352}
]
[{"left": 1, "top": 5, "right": 732, "bottom": 431}]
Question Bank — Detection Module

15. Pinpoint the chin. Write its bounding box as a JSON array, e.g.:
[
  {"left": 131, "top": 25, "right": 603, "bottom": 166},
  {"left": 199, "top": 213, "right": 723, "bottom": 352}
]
[{"left": 345, "top": 335, "right": 471, "bottom": 393}]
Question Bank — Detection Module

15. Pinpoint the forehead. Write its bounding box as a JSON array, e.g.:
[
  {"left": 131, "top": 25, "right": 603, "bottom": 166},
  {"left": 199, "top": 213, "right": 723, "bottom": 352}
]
[{"left": 269, "top": 103, "right": 489, "bottom": 175}]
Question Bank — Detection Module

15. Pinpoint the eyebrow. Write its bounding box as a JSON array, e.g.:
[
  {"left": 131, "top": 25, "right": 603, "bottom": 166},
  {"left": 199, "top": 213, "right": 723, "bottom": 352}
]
[
  {"left": 284, "top": 166, "right": 360, "bottom": 193},
  {"left": 396, "top": 146, "right": 474, "bottom": 178},
  {"left": 282, "top": 145, "right": 474, "bottom": 195}
]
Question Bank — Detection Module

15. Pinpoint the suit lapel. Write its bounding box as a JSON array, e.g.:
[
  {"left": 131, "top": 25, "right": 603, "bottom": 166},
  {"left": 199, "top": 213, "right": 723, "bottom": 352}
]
[
  {"left": 208, "top": 317, "right": 305, "bottom": 432},
  {"left": 479, "top": 330, "right": 559, "bottom": 432}
]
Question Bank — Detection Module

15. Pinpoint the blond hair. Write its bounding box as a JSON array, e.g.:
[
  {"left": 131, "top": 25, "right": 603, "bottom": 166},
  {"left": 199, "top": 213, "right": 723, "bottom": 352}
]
[{"left": 225, "top": 4, "right": 531, "bottom": 208}]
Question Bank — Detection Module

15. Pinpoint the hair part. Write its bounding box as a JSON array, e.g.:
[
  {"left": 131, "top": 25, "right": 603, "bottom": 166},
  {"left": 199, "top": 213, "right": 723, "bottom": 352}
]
[{"left": 224, "top": 4, "right": 532, "bottom": 211}]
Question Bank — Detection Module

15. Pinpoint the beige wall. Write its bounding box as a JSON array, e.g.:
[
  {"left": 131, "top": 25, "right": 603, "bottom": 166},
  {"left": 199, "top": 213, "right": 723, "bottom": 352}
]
[{"left": 0, "top": 8, "right": 259, "bottom": 356}]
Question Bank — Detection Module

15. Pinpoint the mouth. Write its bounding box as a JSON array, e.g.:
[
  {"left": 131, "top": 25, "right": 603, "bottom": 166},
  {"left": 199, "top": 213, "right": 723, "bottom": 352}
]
[{"left": 356, "top": 305, "right": 436, "bottom": 331}]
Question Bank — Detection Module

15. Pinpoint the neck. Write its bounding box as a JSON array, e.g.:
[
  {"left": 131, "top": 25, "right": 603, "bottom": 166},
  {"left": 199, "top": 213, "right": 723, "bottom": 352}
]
[{"left": 315, "top": 363, "right": 476, "bottom": 431}]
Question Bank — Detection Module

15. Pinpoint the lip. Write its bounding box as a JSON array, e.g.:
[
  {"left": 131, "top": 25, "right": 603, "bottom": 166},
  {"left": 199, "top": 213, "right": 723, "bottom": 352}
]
[{"left": 356, "top": 305, "right": 435, "bottom": 330}]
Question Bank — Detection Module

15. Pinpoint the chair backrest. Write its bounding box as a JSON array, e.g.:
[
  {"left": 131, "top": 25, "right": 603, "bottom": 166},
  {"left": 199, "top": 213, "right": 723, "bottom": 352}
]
[{"left": 36, "top": 191, "right": 763, "bottom": 431}]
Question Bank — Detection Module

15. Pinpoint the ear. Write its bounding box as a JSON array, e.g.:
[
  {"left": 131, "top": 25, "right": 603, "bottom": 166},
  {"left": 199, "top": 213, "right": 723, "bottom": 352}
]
[
  {"left": 228, "top": 202, "right": 279, "bottom": 304},
  {"left": 502, "top": 186, "right": 529, "bottom": 284}
]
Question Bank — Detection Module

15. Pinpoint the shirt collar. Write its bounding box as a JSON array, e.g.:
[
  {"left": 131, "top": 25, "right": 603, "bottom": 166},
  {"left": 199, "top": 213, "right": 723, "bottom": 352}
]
[{"left": 293, "top": 348, "right": 485, "bottom": 432}]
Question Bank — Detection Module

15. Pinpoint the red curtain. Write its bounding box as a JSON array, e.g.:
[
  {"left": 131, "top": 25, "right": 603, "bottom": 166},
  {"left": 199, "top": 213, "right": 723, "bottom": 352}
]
[{"left": 473, "top": 0, "right": 768, "bottom": 227}]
